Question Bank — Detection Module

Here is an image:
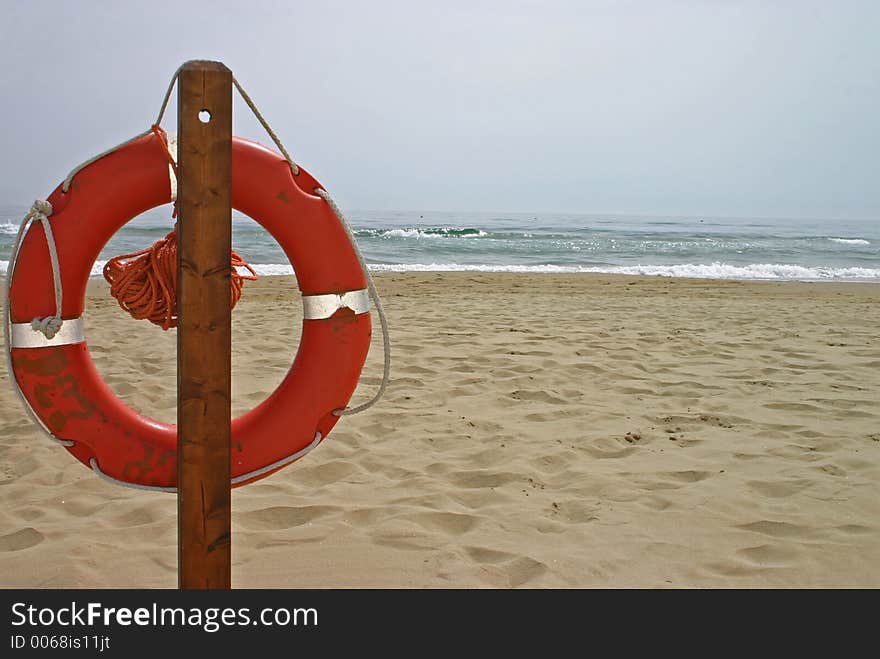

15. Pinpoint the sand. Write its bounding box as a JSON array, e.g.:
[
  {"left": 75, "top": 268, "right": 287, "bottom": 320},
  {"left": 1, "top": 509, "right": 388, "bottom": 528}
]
[{"left": 1, "top": 273, "right": 878, "bottom": 588}]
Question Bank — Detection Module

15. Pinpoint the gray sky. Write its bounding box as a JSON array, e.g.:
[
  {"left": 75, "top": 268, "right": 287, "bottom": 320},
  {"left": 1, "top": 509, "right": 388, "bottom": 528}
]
[{"left": 1, "top": 0, "right": 877, "bottom": 218}]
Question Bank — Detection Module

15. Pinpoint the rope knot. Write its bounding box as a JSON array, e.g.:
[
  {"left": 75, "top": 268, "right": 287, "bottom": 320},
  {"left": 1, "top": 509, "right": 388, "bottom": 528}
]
[
  {"left": 31, "top": 315, "right": 63, "bottom": 339},
  {"left": 31, "top": 199, "right": 52, "bottom": 217}
]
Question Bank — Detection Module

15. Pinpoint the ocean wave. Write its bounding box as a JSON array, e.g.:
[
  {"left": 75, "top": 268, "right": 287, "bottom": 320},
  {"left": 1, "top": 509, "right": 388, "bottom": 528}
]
[
  {"left": 4, "top": 261, "right": 878, "bottom": 282},
  {"left": 245, "top": 264, "right": 294, "bottom": 276},
  {"left": 828, "top": 237, "right": 870, "bottom": 245},
  {"left": 369, "top": 263, "right": 585, "bottom": 273},
  {"left": 0, "top": 260, "right": 108, "bottom": 277},
  {"left": 355, "top": 227, "right": 488, "bottom": 239},
  {"left": 368, "top": 262, "right": 880, "bottom": 280},
  {"left": 1, "top": 222, "right": 19, "bottom": 236}
]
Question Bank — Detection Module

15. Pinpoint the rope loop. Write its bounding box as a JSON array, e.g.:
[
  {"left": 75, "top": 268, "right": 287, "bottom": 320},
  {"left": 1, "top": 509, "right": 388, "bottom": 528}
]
[
  {"left": 314, "top": 188, "right": 391, "bottom": 416},
  {"left": 14, "top": 200, "right": 65, "bottom": 339}
]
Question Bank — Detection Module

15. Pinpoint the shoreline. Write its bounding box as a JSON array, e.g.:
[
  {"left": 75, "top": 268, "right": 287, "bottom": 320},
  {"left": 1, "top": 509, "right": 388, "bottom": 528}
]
[
  {"left": 73, "top": 270, "right": 880, "bottom": 292},
  {"left": 4, "top": 268, "right": 880, "bottom": 288}
]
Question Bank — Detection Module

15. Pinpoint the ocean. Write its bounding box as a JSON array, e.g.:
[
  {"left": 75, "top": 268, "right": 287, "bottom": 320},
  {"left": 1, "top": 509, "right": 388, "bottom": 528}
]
[{"left": 1, "top": 204, "right": 878, "bottom": 282}]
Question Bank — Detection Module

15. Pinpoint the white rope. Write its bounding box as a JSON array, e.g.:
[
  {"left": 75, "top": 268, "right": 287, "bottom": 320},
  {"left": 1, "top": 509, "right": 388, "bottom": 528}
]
[
  {"left": 230, "top": 431, "right": 322, "bottom": 484},
  {"left": 60, "top": 65, "right": 183, "bottom": 193},
  {"left": 88, "top": 432, "right": 323, "bottom": 492},
  {"left": 13, "top": 201, "right": 65, "bottom": 339},
  {"left": 231, "top": 76, "right": 300, "bottom": 176},
  {"left": 89, "top": 459, "right": 177, "bottom": 493},
  {"left": 61, "top": 129, "right": 153, "bottom": 193},
  {"left": 153, "top": 64, "right": 184, "bottom": 129},
  {"left": 61, "top": 67, "right": 302, "bottom": 190},
  {"left": 3, "top": 200, "right": 74, "bottom": 447},
  {"left": 314, "top": 188, "right": 391, "bottom": 416}
]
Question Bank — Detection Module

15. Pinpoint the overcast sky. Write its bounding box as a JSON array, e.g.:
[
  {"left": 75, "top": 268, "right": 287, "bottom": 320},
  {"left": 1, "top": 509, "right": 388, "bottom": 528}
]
[{"left": 1, "top": 0, "right": 877, "bottom": 219}]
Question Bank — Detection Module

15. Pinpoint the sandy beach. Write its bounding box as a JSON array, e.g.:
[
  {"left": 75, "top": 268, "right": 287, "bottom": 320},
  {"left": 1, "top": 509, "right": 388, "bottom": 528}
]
[{"left": 1, "top": 273, "right": 878, "bottom": 588}]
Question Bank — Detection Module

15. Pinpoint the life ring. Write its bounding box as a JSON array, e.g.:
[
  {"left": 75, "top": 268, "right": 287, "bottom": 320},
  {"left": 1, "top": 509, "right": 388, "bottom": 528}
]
[{"left": 6, "top": 132, "right": 372, "bottom": 489}]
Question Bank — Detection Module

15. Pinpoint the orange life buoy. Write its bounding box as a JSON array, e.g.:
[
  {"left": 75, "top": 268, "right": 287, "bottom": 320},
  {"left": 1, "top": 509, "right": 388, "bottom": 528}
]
[{"left": 6, "top": 132, "right": 372, "bottom": 489}]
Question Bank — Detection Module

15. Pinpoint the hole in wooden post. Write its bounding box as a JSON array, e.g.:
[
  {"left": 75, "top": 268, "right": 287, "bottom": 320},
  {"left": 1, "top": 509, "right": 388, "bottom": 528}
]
[{"left": 199, "top": 109, "right": 212, "bottom": 123}]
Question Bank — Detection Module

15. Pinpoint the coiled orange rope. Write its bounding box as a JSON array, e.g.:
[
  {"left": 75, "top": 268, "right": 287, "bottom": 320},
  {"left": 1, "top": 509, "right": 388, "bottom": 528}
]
[{"left": 103, "top": 228, "right": 257, "bottom": 330}]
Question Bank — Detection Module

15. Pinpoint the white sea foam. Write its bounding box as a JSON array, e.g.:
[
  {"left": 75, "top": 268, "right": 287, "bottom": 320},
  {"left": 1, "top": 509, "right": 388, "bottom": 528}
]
[
  {"left": 369, "top": 263, "right": 583, "bottom": 274},
  {"left": 383, "top": 229, "right": 429, "bottom": 239},
  {"left": 1, "top": 222, "right": 19, "bottom": 236},
  {"left": 0, "top": 260, "right": 108, "bottom": 277},
  {"left": 246, "top": 264, "right": 294, "bottom": 276},
  {"left": 4, "top": 260, "right": 879, "bottom": 282},
  {"left": 367, "top": 262, "right": 880, "bottom": 280},
  {"left": 828, "top": 237, "right": 870, "bottom": 245},
  {"left": 358, "top": 227, "right": 488, "bottom": 239}
]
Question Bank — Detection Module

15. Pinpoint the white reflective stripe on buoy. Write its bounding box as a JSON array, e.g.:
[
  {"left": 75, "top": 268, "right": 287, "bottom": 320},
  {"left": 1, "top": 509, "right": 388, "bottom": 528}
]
[
  {"left": 302, "top": 289, "right": 371, "bottom": 320},
  {"left": 10, "top": 318, "right": 85, "bottom": 348}
]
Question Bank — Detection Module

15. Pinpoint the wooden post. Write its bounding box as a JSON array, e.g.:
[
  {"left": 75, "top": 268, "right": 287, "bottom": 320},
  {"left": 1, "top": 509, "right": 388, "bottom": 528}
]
[{"left": 177, "top": 60, "right": 233, "bottom": 589}]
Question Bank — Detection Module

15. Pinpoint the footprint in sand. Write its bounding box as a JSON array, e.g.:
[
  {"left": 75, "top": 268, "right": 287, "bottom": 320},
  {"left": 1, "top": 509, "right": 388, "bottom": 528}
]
[
  {"left": 12, "top": 456, "right": 40, "bottom": 478},
  {"left": 508, "top": 389, "right": 568, "bottom": 405},
  {"left": 464, "top": 546, "right": 517, "bottom": 564},
  {"left": 237, "top": 505, "right": 339, "bottom": 530},
  {"left": 737, "top": 520, "right": 815, "bottom": 540},
  {"left": 0, "top": 527, "right": 44, "bottom": 552},
  {"left": 505, "top": 557, "right": 549, "bottom": 587},
  {"left": 637, "top": 495, "right": 673, "bottom": 511},
  {"left": 736, "top": 544, "right": 797, "bottom": 567},
  {"left": 582, "top": 442, "right": 638, "bottom": 460},
  {"left": 529, "top": 452, "right": 572, "bottom": 473},
  {"left": 294, "top": 460, "right": 360, "bottom": 487},
  {"left": 112, "top": 506, "right": 162, "bottom": 527},
  {"left": 408, "top": 512, "right": 478, "bottom": 535},
  {"left": 660, "top": 470, "right": 713, "bottom": 484},
  {"left": 835, "top": 524, "right": 872, "bottom": 536},
  {"left": 703, "top": 560, "right": 767, "bottom": 578},
  {"left": 571, "top": 362, "right": 606, "bottom": 374},
  {"left": 746, "top": 479, "right": 811, "bottom": 498},
  {"left": 367, "top": 520, "right": 437, "bottom": 552},
  {"left": 551, "top": 500, "right": 599, "bottom": 524},
  {"left": 817, "top": 464, "right": 847, "bottom": 477},
  {"left": 344, "top": 508, "right": 389, "bottom": 526},
  {"left": 763, "top": 402, "right": 822, "bottom": 413},
  {"left": 449, "top": 470, "right": 519, "bottom": 489}
]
